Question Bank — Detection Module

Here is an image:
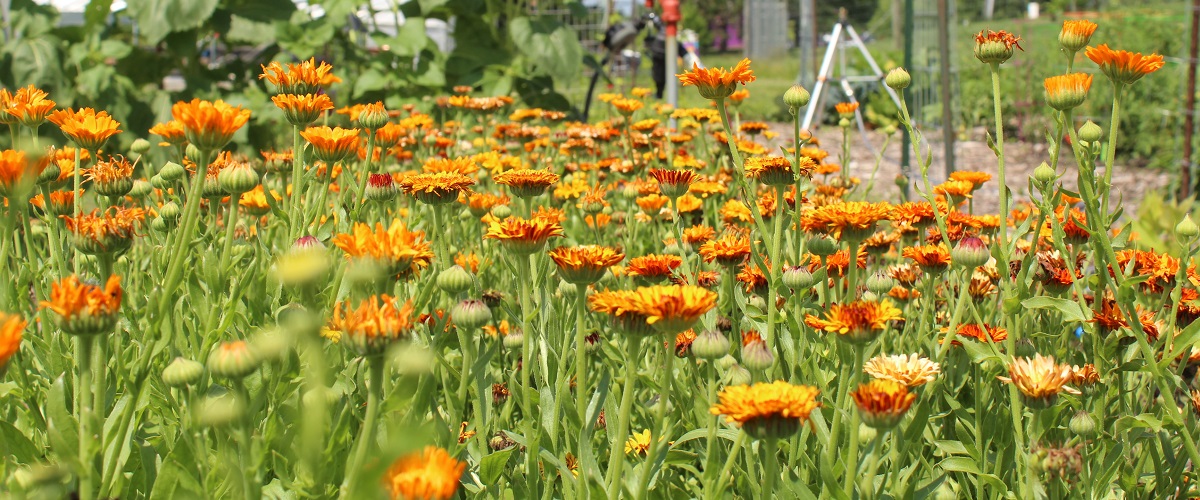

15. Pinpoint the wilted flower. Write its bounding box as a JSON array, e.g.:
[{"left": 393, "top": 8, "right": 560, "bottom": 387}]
[{"left": 40, "top": 275, "right": 123, "bottom": 335}]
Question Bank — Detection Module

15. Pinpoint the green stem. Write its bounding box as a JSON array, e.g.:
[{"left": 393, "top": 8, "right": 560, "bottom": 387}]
[
  {"left": 708, "top": 430, "right": 747, "bottom": 499},
  {"left": 841, "top": 344, "right": 864, "bottom": 497},
  {"left": 763, "top": 438, "right": 780, "bottom": 497},
  {"left": 232, "top": 380, "right": 256, "bottom": 500},
  {"left": 574, "top": 284, "right": 589, "bottom": 419},
  {"left": 1101, "top": 84, "right": 1122, "bottom": 220},
  {"left": 517, "top": 256, "right": 541, "bottom": 496},
  {"left": 765, "top": 185, "right": 786, "bottom": 349},
  {"left": 72, "top": 147, "right": 83, "bottom": 274},
  {"left": 702, "top": 364, "right": 720, "bottom": 483},
  {"left": 342, "top": 355, "right": 385, "bottom": 497},
  {"left": 289, "top": 126, "right": 306, "bottom": 239},
  {"left": 218, "top": 195, "right": 240, "bottom": 275},
  {"left": 77, "top": 335, "right": 95, "bottom": 500},
  {"left": 155, "top": 150, "right": 211, "bottom": 322},
  {"left": 352, "top": 133, "right": 377, "bottom": 219},
  {"left": 990, "top": 64, "right": 1010, "bottom": 283},
  {"left": 606, "top": 337, "right": 640, "bottom": 499},
  {"left": 638, "top": 343, "right": 674, "bottom": 497}
]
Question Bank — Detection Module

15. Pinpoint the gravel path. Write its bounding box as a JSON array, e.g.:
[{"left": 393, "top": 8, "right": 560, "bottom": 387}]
[{"left": 772, "top": 124, "right": 1174, "bottom": 216}]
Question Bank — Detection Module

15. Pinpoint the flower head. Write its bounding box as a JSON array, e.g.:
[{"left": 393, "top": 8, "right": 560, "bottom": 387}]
[
  {"left": 494, "top": 169, "right": 560, "bottom": 198},
  {"left": 802, "top": 201, "right": 892, "bottom": 241},
  {"left": 1086, "top": 44, "right": 1164, "bottom": 85},
  {"left": 5, "top": 85, "right": 56, "bottom": 127},
  {"left": 745, "top": 156, "right": 811, "bottom": 186},
  {"left": 549, "top": 245, "right": 625, "bottom": 284},
  {"left": 998, "top": 354, "right": 1080, "bottom": 409},
  {"left": 149, "top": 120, "right": 187, "bottom": 146},
  {"left": 852, "top": 380, "right": 916, "bottom": 429},
  {"left": 625, "top": 429, "right": 653, "bottom": 456},
  {"left": 331, "top": 220, "right": 434, "bottom": 278},
  {"left": 382, "top": 446, "right": 465, "bottom": 500},
  {"left": 588, "top": 285, "right": 716, "bottom": 335},
  {"left": 0, "top": 312, "right": 25, "bottom": 374},
  {"left": 259, "top": 58, "right": 341, "bottom": 94},
  {"left": 272, "top": 93, "right": 334, "bottom": 126},
  {"left": 804, "top": 300, "right": 902, "bottom": 344},
  {"left": 0, "top": 149, "right": 36, "bottom": 197},
  {"left": 648, "top": 168, "right": 700, "bottom": 198},
  {"left": 171, "top": 99, "right": 251, "bottom": 151},
  {"left": 398, "top": 172, "right": 475, "bottom": 205},
  {"left": 483, "top": 214, "right": 564, "bottom": 255},
  {"left": 1059, "top": 20, "right": 1098, "bottom": 53},
  {"left": 697, "top": 231, "right": 752, "bottom": 267},
  {"left": 711, "top": 381, "right": 821, "bottom": 439},
  {"left": 625, "top": 254, "right": 682, "bottom": 282},
  {"left": 677, "top": 59, "right": 756, "bottom": 100},
  {"left": 40, "top": 275, "right": 123, "bottom": 335},
  {"left": 47, "top": 108, "right": 121, "bottom": 151},
  {"left": 301, "top": 126, "right": 360, "bottom": 163},
  {"left": 864, "top": 353, "right": 941, "bottom": 387},
  {"left": 1044, "top": 73, "right": 1092, "bottom": 111},
  {"left": 328, "top": 295, "right": 416, "bottom": 356},
  {"left": 974, "top": 30, "right": 1023, "bottom": 64},
  {"left": 63, "top": 207, "right": 145, "bottom": 255}
]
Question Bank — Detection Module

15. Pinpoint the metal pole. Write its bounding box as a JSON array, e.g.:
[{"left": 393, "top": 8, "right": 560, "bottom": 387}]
[
  {"left": 937, "top": 0, "right": 956, "bottom": 175},
  {"left": 663, "top": 0, "right": 680, "bottom": 113},
  {"left": 1183, "top": 0, "right": 1199, "bottom": 198},
  {"left": 801, "top": 23, "right": 844, "bottom": 129}
]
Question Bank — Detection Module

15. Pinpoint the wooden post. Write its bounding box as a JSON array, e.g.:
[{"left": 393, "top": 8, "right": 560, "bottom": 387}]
[{"left": 937, "top": 0, "right": 956, "bottom": 175}]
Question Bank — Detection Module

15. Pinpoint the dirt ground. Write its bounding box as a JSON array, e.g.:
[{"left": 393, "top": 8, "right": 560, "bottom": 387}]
[{"left": 775, "top": 124, "right": 1175, "bottom": 216}]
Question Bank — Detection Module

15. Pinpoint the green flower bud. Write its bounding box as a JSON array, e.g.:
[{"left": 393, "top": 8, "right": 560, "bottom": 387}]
[
  {"left": 951, "top": 236, "right": 990, "bottom": 269},
  {"left": 490, "top": 204, "right": 512, "bottom": 219},
  {"left": 502, "top": 328, "right": 524, "bottom": 349},
  {"left": 130, "top": 138, "right": 152, "bottom": 155},
  {"left": 807, "top": 234, "right": 840, "bottom": 257},
  {"left": 783, "top": 85, "right": 811, "bottom": 110},
  {"left": 726, "top": 363, "right": 752, "bottom": 386},
  {"left": 150, "top": 216, "right": 170, "bottom": 233},
  {"left": 1069, "top": 411, "right": 1097, "bottom": 438},
  {"left": 1033, "top": 162, "right": 1057, "bottom": 186},
  {"left": 251, "top": 328, "right": 292, "bottom": 364},
  {"left": 865, "top": 271, "right": 896, "bottom": 295},
  {"left": 838, "top": 117, "right": 852, "bottom": 128},
  {"left": 437, "top": 265, "right": 475, "bottom": 295},
  {"left": 37, "top": 162, "right": 60, "bottom": 185},
  {"left": 1078, "top": 121, "right": 1103, "bottom": 143},
  {"left": 364, "top": 173, "right": 397, "bottom": 202},
  {"left": 194, "top": 394, "right": 245, "bottom": 428},
  {"left": 150, "top": 174, "right": 172, "bottom": 190},
  {"left": 740, "top": 339, "right": 775, "bottom": 371},
  {"left": 885, "top": 67, "right": 911, "bottom": 90},
  {"left": 184, "top": 144, "right": 201, "bottom": 162},
  {"left": 206, "top": 340, "right": 261, "bottom": 379},
  {"left": 159, "top": 201, "right": 182, "bottom": 223},
  {"left": 162, "top": 357, "right": 204, "bottom": 387},
  {"left": 451, "top": 299, "right": 492, "bottom": 331},
  {"left": 128, "top": 179, "right": 153, "bottom": 198},
  {"left": 217, "top": 164, "right": 260, "bottom": 195},
  {"left": 782, "top": 266, "right": 816, "bottom": 291},
  {"left": 691, "top": 329, "right": 731, "bottom": 359},
  {"left": 159, "top": 161, "right": 186, "bottom": 181},
  {"left": 1177, "top": 215, "right": 1199, "bottom": 239}
]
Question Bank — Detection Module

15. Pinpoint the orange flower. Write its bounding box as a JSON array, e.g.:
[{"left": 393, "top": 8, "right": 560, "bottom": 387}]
[
  {"left": 149, "top": 120, "right": 187, "bottom": 146},
  {"left": 63, "top": 207, "right": 144, "bottom": 255},
  {"left": 330, "top": 220, "right": 434, "bottom": 278},
  {"left": 902, "top": 244, "right": 952, "bottom": 273},
  {"left": 423, "top": 157, "right": 479, "bottom": 176},
  {"left": 588, "top": 285, "right": 715, "bottom": 334},
  {"left": 974, "top": 30, "right": 1023, "bottom": 64},
  {"left": 398, "top": 172, "right": 475, "bottom": 205},
  {"left": 1043, "top": 73, "right": 1093, "bottom": 111},
  {"left": 549, "top": 245, "right": 625, "bottom": 285},
  {"left": 745, "top": 156, "right": 810, "bottom": 186},
  {"left": 483, "top": 214, "right": 564, "bottom": 254},
  {"left": 301, "top": 126, "right": 360, "bottom": 163},
  {"left": 710, "top": 381, "right": 820, "bottom": 438},
  {"left": 610, "top": 98, "right": 644, "bottom": 115},
  {"left": 494, "top": 169, "right": 560, "bottom": 198},
  {"left": 40, "top": 275, "right": 122, "bottom": 335},
  {"left": 86, "top": 155, "right": 134, "bottom": 188},
  {"left": 834, "top": 102, "right": 859, "bottom": 117},
  {"left": 802, "top": 201, "right": 892, "bottom": 241},
  {"left": 47, "top": 108, "right": 121, "bottom": 150},
  {"left": 852, "top": 380, "right": 915, "bottom": 429},
  {"left": 0, "top": 312, "right": 25, "bottom": 373},
  {"left": 682, "top": 224, "right": 716, "bottom": 245},
  {"left": 272, "top": 93, "right": 334, "bottom": 126},
  {"left": 464, "top": 192, "right": 509, "bottom": 217},
  {"left": 943, "top": 323, "right": 1007, "bottom": 345},
  {"left": 698, "top": 231, "right": 752, "bottom": 267},
  {"left": 804, "top": 300, "right": 902, "bottom": 344},
  {"left": 648, "top": 168, "right": 700, "bottom": 197},
  {"left": 677, "top": 58, "right": 756, "bottom": 100},
  {"left": 5, "top": 85, "right": 56, "bottom": 127},
  {"left": 259, "top": 58, "right": 340, "bottom": 94},
  {"left": 30, "top": 190, "right": 75, "bottom": 216},
  {"left": 382, "top": 446, "right": 465, "bottom": 500},
  {"left": 171, "top": 99, "right": 251, "bottom": 151},
  {"left": 625, "top": 254, "right": 682, "bottom": 282},
  {"left": 375, "top": 122, "right": 408, "bottom": 149},
  {"left": 1085, "top": 44, "right": 1164, "bottom": 85},
  {"left": 328, "top": 295, "right": 415, "bottom": 355},
  {"left": 1059, "top": 20, "right": 1097, "bottom": 53},
  {"left": 0, "top": 149, "right": 35, "bottom": 196}
]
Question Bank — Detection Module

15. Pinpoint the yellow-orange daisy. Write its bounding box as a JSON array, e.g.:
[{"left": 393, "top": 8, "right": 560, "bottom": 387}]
[
  {"left": 483, "top": 214, "right": 564, "bottom": 255},
  {"left": 272, "top": 93, "right": 334, "bottom": 126},
  {"left": 171, "top": 99, "right": 252, "bottom": 151},
  {"left": 676, "top": 58, "right": 756, "bottom": 100},
  {"left": 549, "top": 245, "right": 625, "bottom": 285},
  {"left": 710, "top": 381, "right": 821, "bottom": 439},
  {"left": 330, "top": 220, "right": 434, "bottom": 278},
  {"left": 382, "top": 446, "right": 465, "bottom": 500},
  {"left": 997, "top": 354, "right": 1080, "bottom": 409},
  {"left": 40, "top": 275, "right": 122, "bottom": 335},
  {"left": 301, "top": 126, "right": 360, "bottom": 163},
  {"left": 5, "top": 85, "right": 56, "bottom": 126},
  {"left": 397, "top": 172, "right": 475, "bottom": 205},
  {"left": 804, "top": 299, "right": 902, "bottom": 344},
  {"left": 328, "top": 295, "right": 415, "bottom": 355},
  {"left": 47, "top": 108, "right": 121, "bottom": 151},
  {"left": 852, "top": 380, "right": 915, "bottom": 429},
  {"left": 625, "top": 254, "right": 682, "bottom": 282},
  {"left": 1086, "top": 44, "right": 1164, "bottom": 85},
  {"left": 259, "top": 58, "right": 341, "bottom": 94},
  {"left": 494, "top": 169, "right": 560, "bottom": 198},
  {"left": 0, "top": 312, "right": 25, "bottom": 374}
]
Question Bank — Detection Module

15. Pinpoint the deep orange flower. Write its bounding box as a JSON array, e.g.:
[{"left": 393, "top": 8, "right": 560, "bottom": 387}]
[
  {"left": 47, "top": 108, "right": 121, "bottom": 150},
  {"left": 611, "top": 98, "right": 644, "bottom": 115},
  {"left": 0, "top": 149, "right": 35, "bottom": 196},
  {"left": 549, "top": 245, "right": 625, "bottom": 284},
  {"left": 852, "top": 380, "right": 915, "bottom": 429},
  {"left": 0, "top": 312, "right": 25, "bottom": 372},
  {"left": 171, "top": 99, "right": 251, "bottom": 151},
  {"left": 745, "top": 156, "right": 810, "bottom": 186},
  {"left": 1043, "top": 73, "right": 1093, "bottom": 111},
  {"left": 483, "top": 214, "right": 564, "bottom": 254},
  {"left": 1059, "top": 20, "right": 1097, "bottom": 52},
  {"left": 494, "top": 169, "right": 560, "bottom": 198},
  {"left": 328, "top": 295, "right": 415, "bottom": 355},
  {"left": 382, "top": 446, "right": 465, "bottom": 500},
  {"left": 902, "top": 244, "right": 952, "bottom": 272},
  {"left": 149, "top": 120, "right": 187, "bottom": 146},
  {"left": 834, "top": 102, "right": 859, "bottom": 116},
  {"left": 1086, "top": 44, "right": 1164, "bottom": 85},
  {"left": 5, "top": 85, "right": 56, "bottom": 126},
  {"left": 375, "top": 122, "right": 408, "bottom": 149},
  {"left": 397, "top": 172, "right": 475, "bottom": 205},
  {"left": 272, "top": 93, "right": 334, "bottom": 126},
  {"left": 698, "top": 231, "right": 752, "bottom": 267},
  {"left": 301, "top": 126, "right": 360, "bottom": 163},
  {"left": 677, "top": 58, "right": 756, "bottom": 99},
  {"left": 682, "top": 224, "right": 716, "bottom": 245},
  {"left": 625, "top": 254, "right": 682, "bottom": 281},
  {"left": 30, "top": 190, "right": 76, "bottom": 216},
  {"left": 63, "top": 207, "right": 144, "bottom": 255},
  {"left": 648, "top": 168, "right": 700, "bottom": 197},
  {"left": 464, "top": 192, "right": 509, "bottom": 217},
  {"left": 943, "top": 323, "right": 1008, "bottom": 345},
  {"left": 40, "top": 275, "right": 122, "bottom": 335},
  {"left": 802, "top": 201, "right": 892, "bottom": 241},
  {"left": 948, "top": 171, "right": 991, "bottom": 187},
  {"left": 710, "top": 381, "right": 821, "bottom": 438},
  {"left": 259, "top": 58, "right": 341, "bottom": 94},
  {"left": 86, "top": 155, "right": 134, "bottom": 186},
  {"left": 588, "top": 285, "right": 716, "bottom": 334},
  {"left": 330, "top": 220, "right": 434, "bottom": 278},
  {"left": 804, "top": 300, "right": 902, "bottom": 343}
]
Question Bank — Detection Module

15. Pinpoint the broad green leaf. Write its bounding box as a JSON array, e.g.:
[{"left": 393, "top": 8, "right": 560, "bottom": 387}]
[
  {"left": 47, "top": 376, "right": 79, "bottom": 464},
  {"left": 85, "top": 0, "right": 115, "bottom": 30},
  {"left": 479, "top": 447, "right": 515, "bottom": 485},
  {"left": 509, "top": 17, "right": 583, "bottom": 83},
  {"left": 9, "top": 37, "right": 62, "bottom": 88},
  {"left": 148, "top": 441, "right": 204, "bottom": 500},
  {"left": 1114, "top": 413, "right": 1163, "bottom": 433},
  {"left": 0, "top": 420, "right": 40, "bottom": 464},
  {"left": 1021, "top": 296, "right": 1089, "bottom": 323},
  {"left": 126, "top": 0, "right": 221, "bottom": 45}
]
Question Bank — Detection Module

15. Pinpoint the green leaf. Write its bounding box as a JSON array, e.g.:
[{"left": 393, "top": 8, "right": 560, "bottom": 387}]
[
  {"left": 226, "top": 16, "right": 277, "bottom": 45},
  {"left": 0, "top": 420, "right": 40, "bottom": 464},
  {"left": 148, "top": 440, "right": 204, "bottom": 500},
  {"left": 126, "top": 0, "right": 221, "bottom": 45},
  {"left": 85, "top": 0, "right": 115, "bottom": 30},
  {"left": 47, "top": 376, "right": 79, "bottom": 465},
  {"left": 352, "top": 69, "right": 389, "bottom": 99},
  {"left": 1020, "top": 296, "right": 1089, "bottom": 323},
  {"left": 938, "top": 456, "right": 1006, "bottom": 491},
  {"left": 1114, "top": 413, "right": 1163, "bottom": 433},
  {"left": 509, "top": 16, "right": 583, "bottom": 83},
  {"left": 479, "top": 447, "right": 515, "bottom": 485},
  {"left": 9, "top": 37, "right": 62, "bottom": 88}
]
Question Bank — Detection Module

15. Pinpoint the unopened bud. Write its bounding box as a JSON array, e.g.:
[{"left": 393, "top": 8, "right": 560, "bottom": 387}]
[
  {"left": 885, "top": 68, "right": 911, "bottom": 90},
  {"left": 1078, "top": 121, "right": 1103, "bottom": 143}
]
